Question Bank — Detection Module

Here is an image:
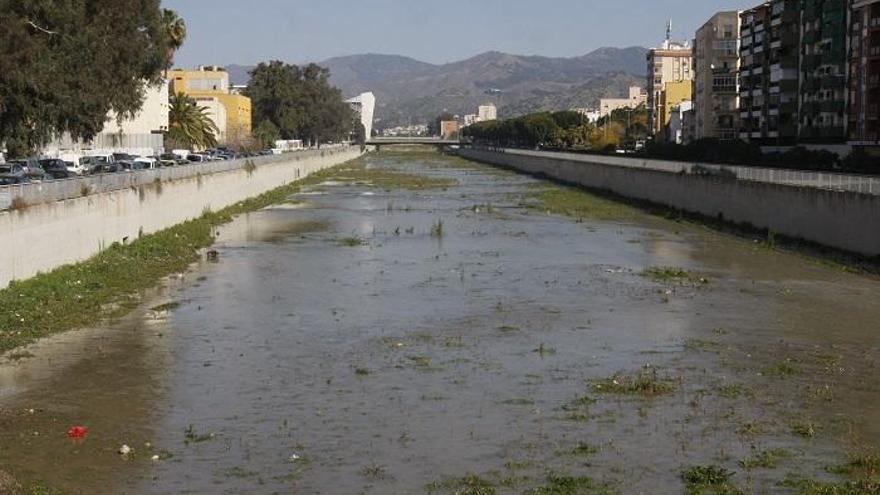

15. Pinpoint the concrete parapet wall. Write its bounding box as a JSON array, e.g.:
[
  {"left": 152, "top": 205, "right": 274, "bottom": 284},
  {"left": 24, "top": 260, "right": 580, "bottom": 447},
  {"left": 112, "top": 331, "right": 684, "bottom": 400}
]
[
  {"left": 458, "top": 148, "right": 880, "bottom": 257},
  {"left": 0, "top": 147, "right": 361, "bottom": 289}
]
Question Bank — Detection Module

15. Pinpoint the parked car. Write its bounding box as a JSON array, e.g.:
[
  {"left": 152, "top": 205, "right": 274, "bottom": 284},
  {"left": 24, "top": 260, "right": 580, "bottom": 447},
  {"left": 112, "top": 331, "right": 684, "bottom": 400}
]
[
  {"left": 7, "top": 157, "right": 40, "bottom": 172},
  {"left": 158, "top": 153, "right": 178, "bottom": 167},
  {"left": 84, "top": 153, "right": 114, "bottom": 174},
  {"left": 0, "top": 162, "right": 27, "bottom": 179},
  {"left": 187, "top": 154, "right": 209, "bottom": 163},
  {"left": 134, "top": 157, "right": 158, "bottom": 169},
  {"left": 9, "top": 159, "right": 52, "bottom": 182},
  {"left": 39, "top": 159, "right": 75, "bottom": 179},
  {"left": 0, "top": 173, "right": 30, "bottom": 185}
]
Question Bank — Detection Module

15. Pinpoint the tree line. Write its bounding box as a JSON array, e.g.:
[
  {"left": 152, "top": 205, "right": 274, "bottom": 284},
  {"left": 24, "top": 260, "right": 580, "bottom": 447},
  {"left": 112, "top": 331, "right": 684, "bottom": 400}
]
[
  {"left": 245, "top": 61, "right": 361, "bottom": 149},
  {"left": 462, "top": 105, "right": 648, "bottom": 151}
]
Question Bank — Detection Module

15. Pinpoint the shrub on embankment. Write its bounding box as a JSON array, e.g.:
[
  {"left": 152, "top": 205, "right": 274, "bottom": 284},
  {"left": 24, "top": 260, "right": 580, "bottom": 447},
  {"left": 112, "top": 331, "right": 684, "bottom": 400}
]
[{"left": 0, "top": 166, "right": 339, "bottom": 354}]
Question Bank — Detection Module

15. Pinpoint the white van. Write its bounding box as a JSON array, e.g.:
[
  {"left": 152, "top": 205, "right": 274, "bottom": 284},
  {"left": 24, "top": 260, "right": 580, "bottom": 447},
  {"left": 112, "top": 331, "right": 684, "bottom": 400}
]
[
  {"left": 60, "top": 153, "right": 87, "bottom": 175},
  {"left": 172, "top": 149, "right": 191, "bottom": 160},
  {"left": 134, "top": 157, "right": 158, "bottom": 169}
]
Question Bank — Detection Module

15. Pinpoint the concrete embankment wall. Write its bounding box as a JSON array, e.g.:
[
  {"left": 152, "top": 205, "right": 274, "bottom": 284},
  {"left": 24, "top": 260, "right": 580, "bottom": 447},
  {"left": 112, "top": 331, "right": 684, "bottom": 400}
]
[
  {"left": 458, "top": 148, "right": 880, "bottom": 257},
  {"left": 0, "top": 147, "right": 362, "bottom": 289}
]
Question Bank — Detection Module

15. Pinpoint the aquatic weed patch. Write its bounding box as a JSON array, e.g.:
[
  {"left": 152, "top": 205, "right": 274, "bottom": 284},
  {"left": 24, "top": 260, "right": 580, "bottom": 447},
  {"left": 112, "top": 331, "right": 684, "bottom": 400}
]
[
  {"left": 426, "top": 473, "right": 497, "bottom": 495},
  {"left": 642, "top": 266, "right": 710, "bottom": 285},
  {"left": 528, "top": 472, "right": 616, "bottom": 494},
  {"left": 738, "top": 449, "right": 791, "bottom": 470},
  {"left": 591, "top": 371, "right": 677, "bottom": 396},
  {"left": 681, "top": 465, "right": 742, "bottom": 495},
  {"left": 778, "top": 474, "right": 880, "bottom": 494}
]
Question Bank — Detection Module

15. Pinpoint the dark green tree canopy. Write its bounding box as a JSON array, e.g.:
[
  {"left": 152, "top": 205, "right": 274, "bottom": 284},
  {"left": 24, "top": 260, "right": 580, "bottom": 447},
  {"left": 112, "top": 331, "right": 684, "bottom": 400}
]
[
  {"left": 0, "top": 0, "right": 175, "bottom": 156},
  {"left": 245, "top": 61, "right": 355, "bottom": 146}
]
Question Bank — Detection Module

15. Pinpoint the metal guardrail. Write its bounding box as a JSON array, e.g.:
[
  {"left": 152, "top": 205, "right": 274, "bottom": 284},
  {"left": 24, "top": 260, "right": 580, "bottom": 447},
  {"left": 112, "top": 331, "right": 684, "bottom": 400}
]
[
  {"left": 0, "top": 147, "right": 356, "bottom": 211},
  {"left": 499, "top": 148, "right": 880, "bottom": 196}
]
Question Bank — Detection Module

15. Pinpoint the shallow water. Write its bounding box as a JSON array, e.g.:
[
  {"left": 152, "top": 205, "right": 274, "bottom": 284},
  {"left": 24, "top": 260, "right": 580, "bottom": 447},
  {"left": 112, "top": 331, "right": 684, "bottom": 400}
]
[{"left": 1, "top": 152, "right": 879, "bottom": 494}]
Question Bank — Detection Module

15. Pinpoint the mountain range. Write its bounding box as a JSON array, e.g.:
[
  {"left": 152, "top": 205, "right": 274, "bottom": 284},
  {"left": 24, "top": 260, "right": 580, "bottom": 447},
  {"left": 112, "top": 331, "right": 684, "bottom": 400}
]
[{"left": 226, "top": 47, "right": 648, "bottom": 129}]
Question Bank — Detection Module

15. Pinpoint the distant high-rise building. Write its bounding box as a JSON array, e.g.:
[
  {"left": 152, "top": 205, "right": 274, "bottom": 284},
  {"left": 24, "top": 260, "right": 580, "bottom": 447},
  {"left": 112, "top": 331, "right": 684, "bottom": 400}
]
[
  {"left": 478, "top": 104, "right": 498, "bottom": 122},
  {"left": 647, "top": 23, "right": 694, "bottom": 136},
  {"left": 693, "top": 11, "right": 741, "bottom": 141},
  {"left": 738, "top": 0, "right": 800, "bottom": 145},
  {"left": 850, "top": 0, "right": 880, "bottom": 146},
  {"left": 798, "top": 0, "right": 848, "bottom": 144}
]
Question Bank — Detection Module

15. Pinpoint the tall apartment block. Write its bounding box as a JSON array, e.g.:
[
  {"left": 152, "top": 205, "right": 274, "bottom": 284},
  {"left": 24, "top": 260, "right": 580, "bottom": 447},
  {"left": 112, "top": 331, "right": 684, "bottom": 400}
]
[
  {"left": 850, "top": 0, "right": 880, "bottom": 145},
  {"left": 647, "top": 23, "right": 694, "bottom": 137},
  {"left": 799, "top": 0, "right": 849, "bottom": 143},
  {"left": 739, "top": 0, "right": 800, "bottom": 145},
  {"left": 693, "top": 12, "right": 742, "bottom": 141}
]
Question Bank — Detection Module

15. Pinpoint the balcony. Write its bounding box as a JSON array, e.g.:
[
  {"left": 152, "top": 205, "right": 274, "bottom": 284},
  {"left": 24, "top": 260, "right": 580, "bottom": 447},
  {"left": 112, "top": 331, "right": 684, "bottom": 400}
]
[
  {"left": 801, "top": 101, "right": 820, "bottom": 114},
  {"left": 819, "top": 75, "right": 846, "bottom": 89},
  {"left": 802, "top": 54, "right": 822, "bottom": 68},
  {"left": 819, "top": 100, "right": 845, "bottom": 113}
]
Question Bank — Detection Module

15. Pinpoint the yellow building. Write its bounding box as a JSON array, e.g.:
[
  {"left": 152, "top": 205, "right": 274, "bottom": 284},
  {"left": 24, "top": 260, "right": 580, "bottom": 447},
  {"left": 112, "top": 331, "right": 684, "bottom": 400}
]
[
  {"left": 658, "top": 81, "right": 692, "bottom": 134},
  {"left": 168, "top": 67, "right": 252, "bottom": 142}
]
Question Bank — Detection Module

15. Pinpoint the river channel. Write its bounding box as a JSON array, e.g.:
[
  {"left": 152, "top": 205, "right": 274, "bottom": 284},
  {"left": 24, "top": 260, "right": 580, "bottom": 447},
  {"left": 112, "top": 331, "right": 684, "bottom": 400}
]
[{"left": 1, "top": 150, "right": 879, "bottom": 494}]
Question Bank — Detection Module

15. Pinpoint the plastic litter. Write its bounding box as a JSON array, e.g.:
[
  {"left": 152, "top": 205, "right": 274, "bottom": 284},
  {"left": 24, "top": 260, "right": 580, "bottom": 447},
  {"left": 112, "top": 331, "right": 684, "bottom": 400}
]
[{"left": 66, "top": 426, "right": 87, "bottom": 439}]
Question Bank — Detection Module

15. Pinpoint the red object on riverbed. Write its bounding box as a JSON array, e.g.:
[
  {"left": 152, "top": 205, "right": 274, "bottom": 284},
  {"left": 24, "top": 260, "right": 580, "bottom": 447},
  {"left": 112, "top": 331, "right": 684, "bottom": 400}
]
[{"left": 66, "top": 426, "right": 87, "bottom": 439}]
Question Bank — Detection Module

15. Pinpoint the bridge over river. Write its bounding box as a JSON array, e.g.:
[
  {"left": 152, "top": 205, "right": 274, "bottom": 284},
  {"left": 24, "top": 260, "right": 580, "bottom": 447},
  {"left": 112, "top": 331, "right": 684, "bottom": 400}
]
[{"left": 366, "top": 136, "right": 460, "bottom": 150}]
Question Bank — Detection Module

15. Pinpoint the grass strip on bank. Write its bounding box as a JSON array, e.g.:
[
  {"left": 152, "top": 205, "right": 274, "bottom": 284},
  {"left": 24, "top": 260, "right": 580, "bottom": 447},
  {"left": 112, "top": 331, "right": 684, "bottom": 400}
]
[{"left": 0, "top": 157, "right": 374, "bottom": 354}]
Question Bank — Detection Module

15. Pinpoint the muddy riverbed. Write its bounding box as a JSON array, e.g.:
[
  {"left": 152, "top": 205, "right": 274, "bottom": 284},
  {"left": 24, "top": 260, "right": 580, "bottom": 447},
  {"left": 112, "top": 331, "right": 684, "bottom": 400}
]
[{"left": 1, "top": 151, "right": 879, "bottom": 494}]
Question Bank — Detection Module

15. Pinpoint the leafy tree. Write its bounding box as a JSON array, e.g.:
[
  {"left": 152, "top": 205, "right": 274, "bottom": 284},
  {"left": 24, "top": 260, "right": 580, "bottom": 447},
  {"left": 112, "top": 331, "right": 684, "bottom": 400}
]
[
  {"left": 245, "top": 61, "right": 354, "bottom": 147},
  {"left": 0, "top": 0, "right": 177, "bottom": 156},
  {"left": 252, "top": 120, "right": 280, "bottom": 149},
  {"left": 167, "top": 92, "right": 219, "bottom": 150}
]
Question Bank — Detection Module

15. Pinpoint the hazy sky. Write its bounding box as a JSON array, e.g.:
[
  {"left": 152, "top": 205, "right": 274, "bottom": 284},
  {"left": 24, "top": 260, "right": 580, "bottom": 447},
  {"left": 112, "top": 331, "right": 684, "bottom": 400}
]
[{"left": 163, "top": 0, "right": 758, "bottom": 67}]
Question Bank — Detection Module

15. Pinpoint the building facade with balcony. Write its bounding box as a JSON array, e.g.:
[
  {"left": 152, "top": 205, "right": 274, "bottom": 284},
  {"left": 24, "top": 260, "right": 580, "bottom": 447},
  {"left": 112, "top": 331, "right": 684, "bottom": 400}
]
[
  {"left": 647, "top": 24, "right": 694, "bottom": 137},
  {"left": 799, "top": 0, "right": 849, "bottom": 143},
  {"left": 694, "top": 11, "right": 741, "bottom": 141},
  {"left": 739, "top": 0, "right": 801, "bottom": 145},
  {"left": 850, "top": 0, "right": 880, "bottom": 146}
]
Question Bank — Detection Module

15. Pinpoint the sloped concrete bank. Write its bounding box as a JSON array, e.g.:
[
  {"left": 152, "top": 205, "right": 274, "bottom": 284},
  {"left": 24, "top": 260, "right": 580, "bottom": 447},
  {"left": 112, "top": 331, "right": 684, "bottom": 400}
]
[
  {"left": 0, "top": 147, "right": 362, "bottom": 288},
  {"left": 458, "top": 148, "right": 880, "bottom": 257}
]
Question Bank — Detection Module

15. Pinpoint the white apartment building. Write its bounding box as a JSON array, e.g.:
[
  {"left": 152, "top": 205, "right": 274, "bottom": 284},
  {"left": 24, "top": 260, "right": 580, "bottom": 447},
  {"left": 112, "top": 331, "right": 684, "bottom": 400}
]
[
  {"left": 43, "top": 80, "right": 169, "bottom": 157},
  {"left": 478, "top": 104, "right": 498, "bottom": 122},
  {"left": 346, "top": 92, "right": 377, "bottom": 139}
]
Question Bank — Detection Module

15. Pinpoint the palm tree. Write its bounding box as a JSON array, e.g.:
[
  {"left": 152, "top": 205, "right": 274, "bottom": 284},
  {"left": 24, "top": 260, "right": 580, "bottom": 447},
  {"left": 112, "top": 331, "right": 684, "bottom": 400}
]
[
  {"left": 167, "top": 92, "right": 219, "bottom": 150},
  {"left": 162, "top": 9, "right": 187, "bottom": 72}
]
